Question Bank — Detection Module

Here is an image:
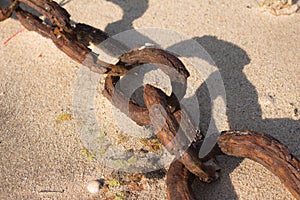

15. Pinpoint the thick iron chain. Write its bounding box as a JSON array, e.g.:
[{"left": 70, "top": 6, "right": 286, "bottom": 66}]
[{"left": 1, "top": 1, "right": 299, "bottom": 199}]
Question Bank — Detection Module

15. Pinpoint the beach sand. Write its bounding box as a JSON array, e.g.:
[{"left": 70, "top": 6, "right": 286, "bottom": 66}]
[{"left": 0, "top": 0, "right": 299, "bottom": 199}]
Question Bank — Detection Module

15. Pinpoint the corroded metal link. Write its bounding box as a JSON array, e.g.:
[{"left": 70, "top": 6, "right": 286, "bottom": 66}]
[
  {"left": 18, "top": 0, "right": 72, "bottom": 31},
  {"left": 2, "top": 0, "right": 130, "bottom": 74},
  {"left": 144, "top": 84, "right": 218, "bottom": 182},
  {"left": 166, "top": 160, "right": 196, "bottom": 200},
  {"left": 103, "top": 75, "right": 151, "bottom": 126},
  {"left": 15, "top": 7, "right": 108, "bottom": 74},
  {"left": 103, "top": 47, "right": 218, "bottom": 181},
  {"left": 218, "top": 130, "right": 300, "bottom": 200},
  {"left": 1, "top": 1, "right": 299, "bottom": 200},
  {"left": 0, "top": 0, "right": 19, "bottom": 21},
  {"left": 168, "top": 131, "right": 300, "bottom": 200},
  {"left": 103, "top": 47, "right": 189, "bottom": 126}
]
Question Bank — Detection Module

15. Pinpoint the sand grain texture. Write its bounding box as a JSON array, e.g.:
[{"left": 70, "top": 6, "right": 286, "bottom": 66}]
[{"left": 0, "top": 0, "right": 299, "bottom": 199}]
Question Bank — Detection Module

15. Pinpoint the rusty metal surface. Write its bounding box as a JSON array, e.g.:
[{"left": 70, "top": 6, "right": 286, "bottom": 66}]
[{"left": 0, "top": 1, "right": 299, "bottom": 199}]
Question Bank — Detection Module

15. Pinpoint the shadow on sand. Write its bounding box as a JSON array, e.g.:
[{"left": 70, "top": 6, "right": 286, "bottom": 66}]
[
  {"left": 103, "top": 1, "right": 299, "bottom": 199},
  {"left": 2, "top": 0, "right": 298, "bottom": 199}
]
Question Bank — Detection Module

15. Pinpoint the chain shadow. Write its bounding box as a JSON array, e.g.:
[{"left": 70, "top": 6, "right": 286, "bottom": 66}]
[
  {"left": 3, "top": 0, "right": 298, "bottom": 199},
  {"left": 104, "top": 0, "right": 149, "bottom": 35},
  {"left": 172, "top": 35, "right": 300, "bottom": 158},
  {"left": 104, "top": 0, "right": 299, "bottom": 154},
  {"left": 168, "top": 36, "right": 250, "bottom": 200},
  {"left": 103, "top": 1, "right": 240, "bottom": 199},
  {"left": 169, "top": 36, "right": 300, "bottom": 199},
  {"left": 105, "top": 0, "right": 300, "bottom": 195},
  {"left": 101, "top": 0, "right": 297, "bottom": 199}
]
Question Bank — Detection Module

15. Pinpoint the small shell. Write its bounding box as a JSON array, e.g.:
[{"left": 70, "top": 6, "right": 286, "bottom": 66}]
[{"left": 86, "top": 180, "right": 101, "bottom": 194}]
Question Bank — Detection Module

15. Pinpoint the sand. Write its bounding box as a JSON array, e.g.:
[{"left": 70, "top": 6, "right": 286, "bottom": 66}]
[{"left": 0, "top": 0, "right": 299, "bottom": 199}]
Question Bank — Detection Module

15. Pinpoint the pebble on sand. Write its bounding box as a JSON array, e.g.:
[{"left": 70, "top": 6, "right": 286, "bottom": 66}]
[{"left": 87, "top": 180, "right": 102, "bottom": 194}]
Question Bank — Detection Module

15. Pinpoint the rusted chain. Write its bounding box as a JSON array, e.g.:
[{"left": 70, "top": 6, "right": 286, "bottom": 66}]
[
  {"left": 218, "top": 130, "right": 300, "bottom": 200},
  {"left": 1, "top": 1, "right": 299, "bottom": 199},
  {"left": 103, "top": 47, "right": 189, "bottom": 125},
  {"left": 0, "top": 0, "right": 19, "bottom": 21},
  {"left": 143, "top": 84, "right": 219, "bottom": 182},
  {"left": 15, "top": 6, "right": 109, "bottom": 74},
  {"left": 167, "top": 130, "right": 300, "bottom": 199},
  {"left": 103, "top": 48, "right": 219, "bottom": 182},
  {"left": 166, "top": 160, "right": 196, "bottom": 200}
]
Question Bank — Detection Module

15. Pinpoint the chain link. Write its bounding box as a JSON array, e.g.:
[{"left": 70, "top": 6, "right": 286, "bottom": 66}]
[{"left": 1, "top": 1, "right": 299, "bottom": 199}]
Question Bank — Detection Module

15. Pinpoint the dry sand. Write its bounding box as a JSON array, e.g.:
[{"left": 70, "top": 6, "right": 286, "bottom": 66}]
[{"left": 0, "top": 0, "right": 299, "bottom": 199}]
